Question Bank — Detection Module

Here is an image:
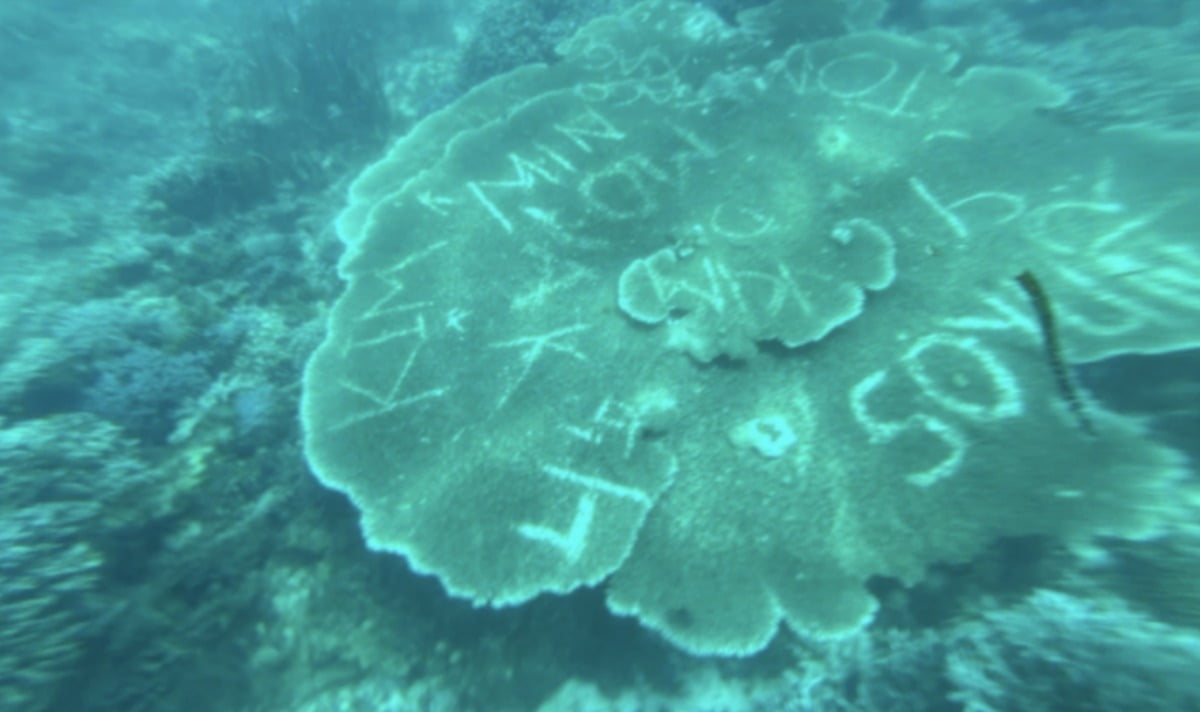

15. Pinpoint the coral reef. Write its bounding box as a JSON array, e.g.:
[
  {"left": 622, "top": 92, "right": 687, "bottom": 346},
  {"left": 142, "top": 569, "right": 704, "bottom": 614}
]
[{"left": 302, "top": 0, "right": 1198, "bottom": 655}]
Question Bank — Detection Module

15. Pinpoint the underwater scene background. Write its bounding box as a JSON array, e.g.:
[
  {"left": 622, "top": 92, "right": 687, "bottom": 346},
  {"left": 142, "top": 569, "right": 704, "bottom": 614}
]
[{"left": 2, "top": 0, "right": 1199, "bottom": 710}]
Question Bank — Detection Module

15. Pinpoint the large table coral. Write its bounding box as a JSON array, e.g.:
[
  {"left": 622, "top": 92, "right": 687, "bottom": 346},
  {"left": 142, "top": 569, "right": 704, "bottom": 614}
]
[{"left": 301, "top": 0, "right": 1198, "bottom": 654}]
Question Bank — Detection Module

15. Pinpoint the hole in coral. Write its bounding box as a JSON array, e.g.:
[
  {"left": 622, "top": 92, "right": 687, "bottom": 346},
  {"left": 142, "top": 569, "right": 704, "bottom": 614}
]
[{"left": 666, "top": 606, "right": 695, "bottom": 629}]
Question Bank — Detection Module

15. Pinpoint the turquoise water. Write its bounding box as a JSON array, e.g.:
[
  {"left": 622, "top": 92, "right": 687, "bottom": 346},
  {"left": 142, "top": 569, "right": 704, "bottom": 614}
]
[{"left": 2, "top": 1, "right": 1198, "bottom": 710}]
